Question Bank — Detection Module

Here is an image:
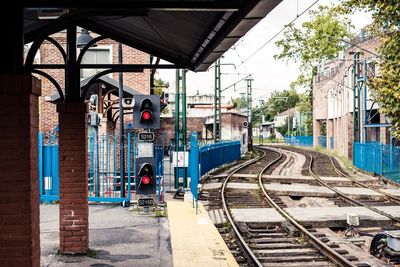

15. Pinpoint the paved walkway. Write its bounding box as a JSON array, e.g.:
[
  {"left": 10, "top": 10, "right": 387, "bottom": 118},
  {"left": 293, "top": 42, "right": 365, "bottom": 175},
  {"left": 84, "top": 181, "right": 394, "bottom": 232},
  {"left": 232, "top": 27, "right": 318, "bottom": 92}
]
[
  {"left": 167, "top": 199, "right": 238, "bottom": 267},
  {"left": 40, "top": 204, "right": 172, "bottom": 267}
]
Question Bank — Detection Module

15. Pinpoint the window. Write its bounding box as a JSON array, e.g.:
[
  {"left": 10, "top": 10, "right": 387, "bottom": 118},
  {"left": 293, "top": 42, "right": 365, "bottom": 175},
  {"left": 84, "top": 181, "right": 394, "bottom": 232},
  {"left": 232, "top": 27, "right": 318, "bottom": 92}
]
[{"left": 80, "top": 48, "right": 111, "bottom": 79}]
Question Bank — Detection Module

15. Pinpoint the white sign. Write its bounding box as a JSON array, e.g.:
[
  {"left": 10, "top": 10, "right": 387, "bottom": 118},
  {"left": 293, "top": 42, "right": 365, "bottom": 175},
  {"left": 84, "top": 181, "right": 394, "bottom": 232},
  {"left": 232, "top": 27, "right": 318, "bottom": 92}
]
[
  {"left": 138, "top": 143, "right": 154, "bottom": 158},
  {"left": 172, "top": 151, "right": 189, "bottom": 167}
]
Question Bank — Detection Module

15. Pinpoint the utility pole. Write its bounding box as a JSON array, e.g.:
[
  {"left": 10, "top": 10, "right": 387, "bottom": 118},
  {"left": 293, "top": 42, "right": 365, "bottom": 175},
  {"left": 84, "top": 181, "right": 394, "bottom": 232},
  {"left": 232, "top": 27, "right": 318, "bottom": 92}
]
[
  {"left": 214, "top": 59, "right": 221, "bottom": 142},
  {"left": 246, "top": 77, "right": 253, "bottom": 151}
]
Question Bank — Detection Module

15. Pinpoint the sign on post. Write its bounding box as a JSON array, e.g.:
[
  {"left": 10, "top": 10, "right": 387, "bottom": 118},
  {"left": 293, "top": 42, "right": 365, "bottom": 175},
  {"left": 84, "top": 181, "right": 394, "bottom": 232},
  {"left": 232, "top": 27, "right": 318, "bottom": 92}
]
[
  {"left": 137, "top": 198, "right": 155, "bottom": 207},
  {"left": 172, "top": 151, "right": 189, "bottom": 167},
  {"left": 138, "top": 132, "right": 154, "bottom": 142}
]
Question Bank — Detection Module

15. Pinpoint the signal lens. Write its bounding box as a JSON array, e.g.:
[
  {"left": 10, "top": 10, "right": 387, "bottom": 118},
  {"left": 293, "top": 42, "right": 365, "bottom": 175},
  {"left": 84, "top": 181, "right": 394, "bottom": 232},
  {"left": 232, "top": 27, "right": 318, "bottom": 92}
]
[
  {"left": 142, "top": 175, "right": 150, "bottom": 185},
  {"left": 142, "top": 111, "right": 152, "bottom": 120}
]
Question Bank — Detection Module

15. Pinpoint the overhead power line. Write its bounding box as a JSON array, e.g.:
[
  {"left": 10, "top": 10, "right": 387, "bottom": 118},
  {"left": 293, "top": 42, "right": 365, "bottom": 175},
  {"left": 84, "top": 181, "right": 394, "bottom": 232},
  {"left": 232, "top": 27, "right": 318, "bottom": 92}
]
[{"left": 238, "top": 0, "right": 320, "bottom": 67}]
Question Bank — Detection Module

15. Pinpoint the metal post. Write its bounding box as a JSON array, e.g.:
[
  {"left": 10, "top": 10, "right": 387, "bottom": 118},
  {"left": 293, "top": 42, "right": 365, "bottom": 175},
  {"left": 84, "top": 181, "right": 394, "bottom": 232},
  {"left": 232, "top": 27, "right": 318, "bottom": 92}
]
[
  {"left": 246, "top": 77, "right": 253, "bottom": 151},
  {"left": 190, "top": 132, "right": 199, "bottom": 214},
  {"left": 118, "top": 43, "right": 125, "bottom": 198},
  {"left": 95, "top": 128, "right": 100, "bottom": 197},
  {"left": 182, "top": 70, "right": 188, "bottom": 187},
  {"left": 113, "top": 133, "right": 117, "bottom": 197},
  {"left": 174, "top": 69, "right": 188, "bottom": 188},
  {"left": 127, "top": 131, "right": 131, "bottom": 201},
  {"left": 174, "top": 69, "right": 180, "bottom": 189},
  {"left": 38, "top": 132, "right": 43, "bottom": 201},
  {"left": 214, "top": 59, "right": 221, "bottom": 142},
  {"left": 65, "top": 25, "right": 80, "bottom": 103},
  {"left": 362, "top": 59, "right": 367, "bottom": 143},
  {"left": 353, "top": 52, "right": 361, "bottom": 143}
]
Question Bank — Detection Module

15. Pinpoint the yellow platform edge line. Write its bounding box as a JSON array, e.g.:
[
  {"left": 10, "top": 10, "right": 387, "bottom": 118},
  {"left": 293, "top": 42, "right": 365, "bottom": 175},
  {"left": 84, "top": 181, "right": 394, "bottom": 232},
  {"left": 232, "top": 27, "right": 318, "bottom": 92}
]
[{"left": 167, "top": 199, "right": 239, "bottom": 267}]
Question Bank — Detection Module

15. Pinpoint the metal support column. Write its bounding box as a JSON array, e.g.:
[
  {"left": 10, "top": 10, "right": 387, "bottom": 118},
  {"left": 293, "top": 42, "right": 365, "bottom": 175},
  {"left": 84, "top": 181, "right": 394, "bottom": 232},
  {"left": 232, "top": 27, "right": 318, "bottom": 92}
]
[
  {"left": 65, "top": 26, "right": 80, "bottom": 103},
  {"left": 353, "top": 52, "right": 361, "bottom": 143},
  {"left": 246, "top": 77, "right": 253, "bottom": 151},
  {"left": 118, "top": 43, "right": 125, "bottom": 197},
  {"left": 214, "top": 59, "right": 221, "bottom": 142},
  {"left": 174, "top": 69, "right": 187, "bottom": 189}
]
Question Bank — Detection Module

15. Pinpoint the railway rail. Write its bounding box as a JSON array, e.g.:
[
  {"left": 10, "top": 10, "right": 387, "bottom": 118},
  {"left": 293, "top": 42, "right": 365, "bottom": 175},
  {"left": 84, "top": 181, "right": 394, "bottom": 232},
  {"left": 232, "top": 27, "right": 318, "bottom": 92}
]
[{"left": 217, "top": 147, "right": 358, "bottom": 267}]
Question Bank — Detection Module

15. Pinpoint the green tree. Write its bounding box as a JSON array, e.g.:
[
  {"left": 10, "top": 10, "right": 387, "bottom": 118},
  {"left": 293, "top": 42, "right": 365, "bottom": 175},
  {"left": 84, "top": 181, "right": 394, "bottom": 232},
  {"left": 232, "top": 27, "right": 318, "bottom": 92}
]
[
  {"left": 274, "top": 5, "right": 351, "bottom": 88},
  {"left": 296, "top": 92, "right": 313, "bottom": 135},
  {"left": 342, "top": 0, "right": 400, "bottom": 138},
  {"left": 276, "top": 120, "right": 289, "bottom": 137},
  {"left": 154, "top": 77, "right": 169, "bottom": 114},
  {"left": 274, "top": 5, "right": 351, "bottom": 136},
  {"left": 251, "top": 89, "right": 299, "bottom": 125},
  {"left": 232, "top": 95, "right": 247, "bottom": 110}
]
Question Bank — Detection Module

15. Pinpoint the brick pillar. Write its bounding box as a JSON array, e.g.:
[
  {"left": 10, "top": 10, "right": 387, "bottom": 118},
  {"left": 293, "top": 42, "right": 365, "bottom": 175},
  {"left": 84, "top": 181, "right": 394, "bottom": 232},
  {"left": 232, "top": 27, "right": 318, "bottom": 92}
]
[
  {"left": 0, "top": 74, "right": 41, "bottom": 266},
  {"left": 57, "top": 103, "right": 89, "bottom": 254}
]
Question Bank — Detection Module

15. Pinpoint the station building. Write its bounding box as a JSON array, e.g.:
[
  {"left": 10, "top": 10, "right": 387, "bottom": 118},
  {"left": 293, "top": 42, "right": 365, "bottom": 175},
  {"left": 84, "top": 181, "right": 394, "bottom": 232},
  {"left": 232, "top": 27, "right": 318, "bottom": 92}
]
[
  {"left": 312, "top": 31, "right": 390, "bottom": 159},
  {"left": 159, "top": 92, "right": 248, "bottom": 153},
  {"left": 39, "top": 31, "right": 248, "bottom": 149},
  {"left": 38, "top": 30, "right": 150, "bottom": 135}
]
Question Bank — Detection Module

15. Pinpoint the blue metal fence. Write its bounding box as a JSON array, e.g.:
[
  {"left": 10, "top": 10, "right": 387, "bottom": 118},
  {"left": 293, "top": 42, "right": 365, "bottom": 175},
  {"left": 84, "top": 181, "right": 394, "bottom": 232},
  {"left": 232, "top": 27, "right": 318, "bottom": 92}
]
[
  {"left": 38, "top": 130, "right": 165, "bottom": 203},
  {"left": 353, "top": 142, "right": 400, "bottom": 182},
  {"left": 318, "top": 136, "right": 327, "bottom": 148},
  {"left": 330, "top": 136, "right": 334, "bottom": 149},
  {"left": 199, "top": 140, "right": 241, "bottom": 176},
  {"left": 38, "top": 131, "right": 59, "bottom": 202},
  {"left": 284, "top": 136, "right": 313, "bottom": 147}
]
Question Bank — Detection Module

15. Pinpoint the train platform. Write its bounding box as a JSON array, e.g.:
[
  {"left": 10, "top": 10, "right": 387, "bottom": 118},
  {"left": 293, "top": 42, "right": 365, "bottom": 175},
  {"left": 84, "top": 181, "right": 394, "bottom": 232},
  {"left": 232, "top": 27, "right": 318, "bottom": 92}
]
[{"left": 167, "top": 198, "right": 238, "bottom": 267}]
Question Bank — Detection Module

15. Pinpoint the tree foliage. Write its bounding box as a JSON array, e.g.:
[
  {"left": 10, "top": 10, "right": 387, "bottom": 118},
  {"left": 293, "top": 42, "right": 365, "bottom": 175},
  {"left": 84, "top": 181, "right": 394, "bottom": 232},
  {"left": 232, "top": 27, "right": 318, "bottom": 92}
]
[
  {"left": 343, "top": 0, "right": 400, "bottom": 138},
  {"left": 251, "top": 89, "right": 299, "bottom": 125},
  {"left": 274, "top": 5, "right": 351, "bottom": 89}
]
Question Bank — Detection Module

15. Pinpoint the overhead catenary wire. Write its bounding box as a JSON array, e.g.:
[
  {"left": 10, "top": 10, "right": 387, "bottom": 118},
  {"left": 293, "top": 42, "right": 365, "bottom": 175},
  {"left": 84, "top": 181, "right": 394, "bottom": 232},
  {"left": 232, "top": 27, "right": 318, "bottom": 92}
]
[{"left": 237, "top": 0, "right": 320, "bottom": 68}]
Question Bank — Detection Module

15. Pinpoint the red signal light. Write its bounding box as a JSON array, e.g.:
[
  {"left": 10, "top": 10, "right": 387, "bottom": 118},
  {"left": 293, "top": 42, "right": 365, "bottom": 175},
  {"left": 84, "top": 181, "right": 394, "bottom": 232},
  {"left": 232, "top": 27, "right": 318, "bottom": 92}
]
[
  {"left": 142, "top": 175, "right": 151, "bottom": 185},
  {"left": 142, "top": 111, "right": 152, "bottom": 121}
]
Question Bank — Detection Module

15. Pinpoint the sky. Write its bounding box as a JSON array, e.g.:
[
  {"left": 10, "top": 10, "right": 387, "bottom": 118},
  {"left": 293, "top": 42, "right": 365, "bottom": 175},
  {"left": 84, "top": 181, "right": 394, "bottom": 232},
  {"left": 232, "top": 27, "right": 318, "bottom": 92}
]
[{"left": 156, "top": 0, "right": 372, "bottom": 105}]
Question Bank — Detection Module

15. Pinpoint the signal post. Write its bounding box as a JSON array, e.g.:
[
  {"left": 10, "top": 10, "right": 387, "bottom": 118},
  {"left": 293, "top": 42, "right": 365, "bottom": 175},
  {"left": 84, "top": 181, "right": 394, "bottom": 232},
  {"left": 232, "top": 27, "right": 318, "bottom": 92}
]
[{"left": 129, "top": 94, "right": 161, "bottom": 210}]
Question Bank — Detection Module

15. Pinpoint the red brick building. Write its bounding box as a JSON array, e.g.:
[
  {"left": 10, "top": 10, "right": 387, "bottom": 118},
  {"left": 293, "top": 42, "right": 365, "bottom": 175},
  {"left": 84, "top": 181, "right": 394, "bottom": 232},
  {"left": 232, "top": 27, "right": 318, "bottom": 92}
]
[
  {"left": 39, "top": 30, "right": 150, "bottom": 132},
  {"left": 312, "top": 32, "right": 390, "bottom": 158}
]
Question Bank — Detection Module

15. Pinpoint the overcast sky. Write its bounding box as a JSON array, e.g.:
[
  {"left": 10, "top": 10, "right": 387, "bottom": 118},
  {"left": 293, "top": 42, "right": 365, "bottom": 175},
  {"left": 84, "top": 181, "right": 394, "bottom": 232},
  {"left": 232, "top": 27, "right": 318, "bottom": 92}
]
[{"left": 156, "top": 0, "right": 372, "bottom": 105}]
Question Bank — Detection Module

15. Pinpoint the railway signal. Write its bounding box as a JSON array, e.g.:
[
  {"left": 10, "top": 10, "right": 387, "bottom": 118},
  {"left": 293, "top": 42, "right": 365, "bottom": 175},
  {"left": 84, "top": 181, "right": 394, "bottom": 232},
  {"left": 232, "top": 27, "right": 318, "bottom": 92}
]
[
  {"left": 132, "top": 95, "right": 160, "bottom": 129},
  {"left": 135, "top": 157, "right": 156, "bottom": 195}
]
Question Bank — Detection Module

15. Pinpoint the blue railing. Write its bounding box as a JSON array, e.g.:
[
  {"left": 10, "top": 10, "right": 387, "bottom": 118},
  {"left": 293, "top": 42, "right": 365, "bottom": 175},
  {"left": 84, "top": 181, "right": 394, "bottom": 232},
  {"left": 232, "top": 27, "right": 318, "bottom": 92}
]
[
  {"left": 38, "top": 132, "right": 59, "bottom": 202},
  {"left": 354, "top": 142, "right": 400, "bottom": 182},
  {"left": 38, "top": 131, "right": 165, "bottom": 203},
  {"left": 330, "top": 136, "right": 334, "bottom": 149},
  {"left": 318, "top": 136, "right": 327, "bottom": 148},
  {"left": 199, "top": 140, "right": 241, "bottom": 176},
  {"left": 284, "top": 136, "right": 313, "bottom": 147}
]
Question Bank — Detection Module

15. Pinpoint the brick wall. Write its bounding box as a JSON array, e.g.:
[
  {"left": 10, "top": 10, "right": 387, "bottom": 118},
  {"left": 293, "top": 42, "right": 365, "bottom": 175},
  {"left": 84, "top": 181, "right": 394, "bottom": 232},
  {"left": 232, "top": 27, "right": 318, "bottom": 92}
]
[
  {"left": 312, "top": 36, "right": 383, "bottom": 159},
  {"left": 57, "top": 103, "right": 89, "bottom": 254},
  {"left": 0, "top": 75, "right": 41, "bottom": 266},
  {"left": 39, "top": 31, "right": 150, "bottom": 132}
]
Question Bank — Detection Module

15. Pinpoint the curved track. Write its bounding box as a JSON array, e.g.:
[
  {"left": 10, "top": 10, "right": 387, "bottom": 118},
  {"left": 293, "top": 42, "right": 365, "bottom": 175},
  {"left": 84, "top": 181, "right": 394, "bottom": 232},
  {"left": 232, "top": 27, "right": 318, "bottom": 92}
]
[{"left": 220, "top": 147, "right": 356, "bottom": 267}]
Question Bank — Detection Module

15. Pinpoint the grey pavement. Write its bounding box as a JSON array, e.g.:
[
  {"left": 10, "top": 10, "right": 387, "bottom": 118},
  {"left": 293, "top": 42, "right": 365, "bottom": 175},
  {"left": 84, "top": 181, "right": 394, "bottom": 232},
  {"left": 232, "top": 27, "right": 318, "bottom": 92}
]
[
  {"left": 40, "top": 158, "right": 178, "bottom": 267},
  {"left": 40, "top": 204, "right": 172, "bottom": 267}
]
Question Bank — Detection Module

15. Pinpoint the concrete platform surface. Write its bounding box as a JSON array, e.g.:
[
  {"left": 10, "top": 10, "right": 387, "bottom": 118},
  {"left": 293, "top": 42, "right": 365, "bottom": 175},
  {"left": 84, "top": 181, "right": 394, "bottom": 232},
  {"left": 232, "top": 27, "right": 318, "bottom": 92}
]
[
  {"left": 40, "top": 204, "right": 172, "bottom": 267},
  {"left": 265, "top": 183, "right": 336, "bottom": 197},
  {"left": 167, "top": 200, "right": 238, "bottom": 267},
  {"left": 374, "top": 206, "right": 400, "bottom": 217},
  {"left": 202, "top": 182, "right": 259, "bottom": 191},
  {"left": 285, "top": 206, "right": 389, "bottom": 224},
  {"left": 334, "top": 186, "right": 383, "bottom": 197},
  {"left": 381, "top": 189, "right": 400, "bottom": 197},
  {"left": 230, "top": 206, "right": 393, "bottom": 228},
  {"left": 230, "top": 208, "right": 285, "bottom": 223}
]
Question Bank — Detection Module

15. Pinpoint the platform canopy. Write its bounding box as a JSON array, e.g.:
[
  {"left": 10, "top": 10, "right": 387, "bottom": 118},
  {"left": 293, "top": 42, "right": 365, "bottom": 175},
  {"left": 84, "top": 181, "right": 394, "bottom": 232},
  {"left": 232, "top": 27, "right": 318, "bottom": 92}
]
[{"left": 23, "top": 0, "right": 281, "bottom": 71}]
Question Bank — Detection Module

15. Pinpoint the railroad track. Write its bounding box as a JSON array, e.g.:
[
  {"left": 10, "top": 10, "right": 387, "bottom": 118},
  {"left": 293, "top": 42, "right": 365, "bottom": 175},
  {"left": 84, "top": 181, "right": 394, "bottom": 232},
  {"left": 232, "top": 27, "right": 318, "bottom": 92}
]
[
  {"left": 217, "top": 147, "right": 359, "bottom": 267},
  {"left": 271, "top": 145, "right": 400, "bottom": 222}
]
